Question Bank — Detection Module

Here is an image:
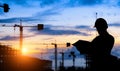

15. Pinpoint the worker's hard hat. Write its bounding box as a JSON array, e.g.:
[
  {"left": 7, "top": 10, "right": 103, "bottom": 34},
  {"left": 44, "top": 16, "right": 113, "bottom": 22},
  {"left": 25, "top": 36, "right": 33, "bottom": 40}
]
[{"left": 94, "top": 18, "right": 108, "bottom": 29}]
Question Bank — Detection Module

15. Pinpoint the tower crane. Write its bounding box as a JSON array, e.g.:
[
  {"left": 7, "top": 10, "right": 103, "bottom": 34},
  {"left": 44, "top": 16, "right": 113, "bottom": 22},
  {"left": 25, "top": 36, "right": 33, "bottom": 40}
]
[
  {"left": 51, "top": 42, "right": 71, "bottom": 71},
  {"left": 38, "top": 42, "right": 71, "bottom": 71},
  {"left": 0, "top": 3, "right": 10, "bottom": 12},
  {"left": 1, "top": 19, "right": 44, "bottom": 53}
]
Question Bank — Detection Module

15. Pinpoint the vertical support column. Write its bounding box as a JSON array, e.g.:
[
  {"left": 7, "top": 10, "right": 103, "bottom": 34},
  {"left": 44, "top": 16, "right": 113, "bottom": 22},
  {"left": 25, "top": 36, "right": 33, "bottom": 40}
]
[
  {"left": 61, "top": 52, "right": 64, "bottom": 67},
  {"left": 54, "top": 44, "right": 57, "bottom": 71},
  {"left": 20, "top": 26, "right": 23, "bottom": 51},
  {"left": 20, "top": 19, "right": 23, "bottom": 54}
]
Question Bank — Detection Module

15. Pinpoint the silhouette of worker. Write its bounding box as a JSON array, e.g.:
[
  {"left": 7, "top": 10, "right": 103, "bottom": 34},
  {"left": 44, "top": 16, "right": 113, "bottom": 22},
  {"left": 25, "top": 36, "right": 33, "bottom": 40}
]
[
  {"left": 73, "top": 18, "right": 118, "bottom": 71},
  {"left": 90, "top": 18, "right": 116, "bottom": 71}
]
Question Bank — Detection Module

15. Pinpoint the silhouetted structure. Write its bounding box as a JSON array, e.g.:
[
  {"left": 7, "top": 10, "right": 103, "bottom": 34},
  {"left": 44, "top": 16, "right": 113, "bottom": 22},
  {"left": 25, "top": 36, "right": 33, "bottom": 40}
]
[
  {"left": 0, "top": 3, "right": 10, "bottom": 12},
  {"left": 73, "top": 18, "right": 120, "bottom": 71},
  {"left": 69, "top": 51, "right": 76, "bottom": 67},
  {"left": 0, "top": 44, "right": 53, "bottom": 71}
]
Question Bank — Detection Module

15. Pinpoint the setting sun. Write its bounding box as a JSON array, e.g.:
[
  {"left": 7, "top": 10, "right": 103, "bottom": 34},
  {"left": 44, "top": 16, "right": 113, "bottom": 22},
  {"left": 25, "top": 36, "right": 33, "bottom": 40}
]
[{"left": 22, "top": 48, "right": 28, "bottom": 55}]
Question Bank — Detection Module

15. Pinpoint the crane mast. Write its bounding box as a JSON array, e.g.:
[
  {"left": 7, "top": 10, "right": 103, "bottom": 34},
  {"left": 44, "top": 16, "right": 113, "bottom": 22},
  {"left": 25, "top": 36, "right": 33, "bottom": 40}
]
[
  {"left": 19, "top": 19, "right": 23, "bottom": 52},
  {"left": 1, "top": 20, "right": 44, "bottom": 54}
]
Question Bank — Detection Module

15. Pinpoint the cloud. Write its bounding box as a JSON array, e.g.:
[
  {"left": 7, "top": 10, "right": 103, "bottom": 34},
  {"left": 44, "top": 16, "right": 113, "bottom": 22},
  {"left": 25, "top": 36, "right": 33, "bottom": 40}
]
[
  {"left": 0, "top": 7, "right": 61, "bottom": 23},
  {"left": 0, "top": 0, "right": 29, "bottom": 7},
  {"left": 0, "top": 16, "right": 45, "bottom": 24},
  {"left": 117, "top": 0, "right": 120, "bottom": 6},
  {"left": 33, "top": 7, "right": 61, "bottom": 19},
  {"left": 0, "top": 0, "right": 60, "bottom": 7},
  {"left": 29, "top": 25, "right": 90, "bottom": 36},
  {"left": 0, "top": 35, "right": 35, "bottom": 41},
  {"left": 38, "top": 0, "right": 120, "bottom": 7},
  {"left": 35, "top": 8, "right": 61, "bottom": 16},
  {"left": 0, "top": 10, "right": 4, "bottom": 15},
  {"left": 0, "top": 17, "right": 43, "bottom": 23},
  {"left": 0, "top": 35, "right": 18, "bottom": 41},
  {"left": 75, "top": 25, "right": 90, "bottom": 28},
  {"left": 109, "top": 23, "right": 120, "bottom": 27},
  {"left": 39, "top": 0, "right": 61, "bottom": 7},
  {"left": 1, "top": 0, "right": 120, "bottom": 24},
  {"left": 0, "top": 18, "right": 20, "bottom": 23},
  {"left": 75, "top": 25, "right": 95, "bottom": 31},
  {"left": 1, "top": 0, "right": 119, "bottom": 8},
  {"left": 64, "top": 0, "right": 102, "bottom": 7}
]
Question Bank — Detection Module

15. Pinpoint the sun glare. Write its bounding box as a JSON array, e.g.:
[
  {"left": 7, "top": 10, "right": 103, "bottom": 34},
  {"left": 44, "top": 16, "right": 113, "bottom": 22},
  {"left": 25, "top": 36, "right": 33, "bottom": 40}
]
[{"left": 22, "top": 48, "right": 28, "bottom": 55}]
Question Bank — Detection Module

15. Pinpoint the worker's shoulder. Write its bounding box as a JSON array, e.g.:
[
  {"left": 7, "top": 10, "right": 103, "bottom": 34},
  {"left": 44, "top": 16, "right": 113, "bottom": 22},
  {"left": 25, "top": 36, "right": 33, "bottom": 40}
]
[
  {"left": 108, "top": 34, "right": 114, "bottom": 38},
  {"left": 107, "top": 34, "right": 115, "bottom": 41}
]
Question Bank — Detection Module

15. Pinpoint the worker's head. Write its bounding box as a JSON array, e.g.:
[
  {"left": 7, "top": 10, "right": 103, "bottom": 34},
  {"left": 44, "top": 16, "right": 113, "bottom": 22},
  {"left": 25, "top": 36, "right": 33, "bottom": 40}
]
[
  {"left": 94, "top": 18, "right": 108, "bottom": 30},
  {"left": 94, "top": 18, "right": 108, "bottom": 34}
]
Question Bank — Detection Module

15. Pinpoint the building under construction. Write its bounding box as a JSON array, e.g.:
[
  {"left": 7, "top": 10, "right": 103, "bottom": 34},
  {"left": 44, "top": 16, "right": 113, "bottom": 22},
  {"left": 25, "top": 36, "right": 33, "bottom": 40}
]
[{"left": 0, "top": 44, "right": 53, "bottom": 71}]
